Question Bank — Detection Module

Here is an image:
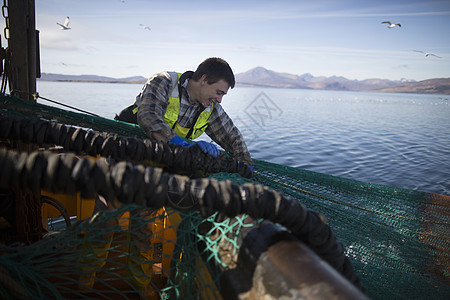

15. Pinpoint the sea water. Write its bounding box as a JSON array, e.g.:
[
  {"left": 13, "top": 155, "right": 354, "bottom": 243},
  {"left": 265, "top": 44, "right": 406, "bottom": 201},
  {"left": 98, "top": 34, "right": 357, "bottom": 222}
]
[{"left": 36, "top": 80, "right": 450, "bottom": 196}]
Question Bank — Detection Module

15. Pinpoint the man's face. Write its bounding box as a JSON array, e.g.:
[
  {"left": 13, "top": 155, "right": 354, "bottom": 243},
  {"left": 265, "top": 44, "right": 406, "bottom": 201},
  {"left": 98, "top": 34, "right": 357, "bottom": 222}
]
[{"left": 198, "top": 76, "right": 229, "bottom": 108}]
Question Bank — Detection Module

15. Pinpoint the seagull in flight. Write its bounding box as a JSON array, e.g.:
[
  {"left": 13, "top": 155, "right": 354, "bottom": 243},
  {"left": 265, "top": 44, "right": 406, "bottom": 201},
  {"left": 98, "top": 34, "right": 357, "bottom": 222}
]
[
  {"left": 57, "top": 16, "right": 71, "bottom": 30},
  {"left": 413, "top": 50, "right": 442, "bottom": 58},
  {"left": 139, "top": 24, "right": 151, "bottom": 31},
  {"left": 382, "top": 21, "right": 401, "bottom": 28}
]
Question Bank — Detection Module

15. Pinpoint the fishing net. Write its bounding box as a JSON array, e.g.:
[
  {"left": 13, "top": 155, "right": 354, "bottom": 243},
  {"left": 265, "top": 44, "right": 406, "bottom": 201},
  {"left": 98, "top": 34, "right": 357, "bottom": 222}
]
[
  {"left": 0, "top": 94, "right": 449, "bottom": 299},
  {"left": 251, "top": 161, "right": 449, "bottom": 299},
  {"left": 1, "top": 203, "right": 257, "bottom": 299}
]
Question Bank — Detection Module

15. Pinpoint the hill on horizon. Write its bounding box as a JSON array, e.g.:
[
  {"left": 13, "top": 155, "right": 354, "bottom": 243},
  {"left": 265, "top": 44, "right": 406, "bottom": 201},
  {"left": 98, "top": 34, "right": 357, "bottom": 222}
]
[
  {"left": 39, "top": 68, "right": 450, "bottom": 94},
  {"left": 235, "top": 67, "right": 450, "bottom": 94}
]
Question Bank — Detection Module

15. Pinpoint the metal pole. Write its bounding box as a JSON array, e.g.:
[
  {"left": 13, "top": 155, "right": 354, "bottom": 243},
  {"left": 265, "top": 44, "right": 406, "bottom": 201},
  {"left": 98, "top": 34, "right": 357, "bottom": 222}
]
[
  {"left": 7, "top": 0, "right": 38, "bottom": 101},
  {"left": 220, "top": 223, "right": 368, "bottom": 299}
]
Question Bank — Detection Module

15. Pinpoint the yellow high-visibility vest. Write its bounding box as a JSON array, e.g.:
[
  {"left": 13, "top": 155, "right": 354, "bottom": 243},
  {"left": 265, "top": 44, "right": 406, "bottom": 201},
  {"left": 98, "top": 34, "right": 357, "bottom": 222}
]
[{"left": 163, "top": 72, "right": 212, "bottom": 139}]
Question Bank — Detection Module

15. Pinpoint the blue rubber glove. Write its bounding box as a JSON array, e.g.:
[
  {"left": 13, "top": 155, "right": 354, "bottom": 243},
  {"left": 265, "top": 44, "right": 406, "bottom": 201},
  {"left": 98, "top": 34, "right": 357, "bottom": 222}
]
[
  {"left": 193, "top": 141, "right": 220, "bottom": 157},
  {"left": 168, "top": 136, "right": 190, "bottom": 147},
  {"left": 237, "top": 161, "right": 254, "bottom": 178},
  {"left": 169, "top": 136, "right": 219, "bottom": 157}
]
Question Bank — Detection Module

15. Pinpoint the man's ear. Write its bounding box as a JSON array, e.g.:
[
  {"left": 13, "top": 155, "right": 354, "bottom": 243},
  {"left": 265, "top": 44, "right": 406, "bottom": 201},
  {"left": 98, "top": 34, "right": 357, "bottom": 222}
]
[{"left": 200, "top": 74, "right": 208, "bottom": 85}]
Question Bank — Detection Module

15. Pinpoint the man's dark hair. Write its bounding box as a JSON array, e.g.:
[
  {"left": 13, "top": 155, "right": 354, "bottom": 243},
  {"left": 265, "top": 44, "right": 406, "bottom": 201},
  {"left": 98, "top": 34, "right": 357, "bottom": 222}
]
[{"left": 191, "top": 57, "right": 235, "bottom": 88}]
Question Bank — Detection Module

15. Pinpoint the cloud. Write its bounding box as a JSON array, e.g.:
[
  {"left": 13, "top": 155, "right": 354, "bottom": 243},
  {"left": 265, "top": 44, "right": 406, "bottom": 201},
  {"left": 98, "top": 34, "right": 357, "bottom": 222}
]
[
  {"left": 41, "top": 35, "right": 78, "bottom": 51},
  {"left": 393, "top": 64, "right": 409, "bottom": 69},
  {"left": 206, "top": 8, "right": 450, "bottom": 21}
]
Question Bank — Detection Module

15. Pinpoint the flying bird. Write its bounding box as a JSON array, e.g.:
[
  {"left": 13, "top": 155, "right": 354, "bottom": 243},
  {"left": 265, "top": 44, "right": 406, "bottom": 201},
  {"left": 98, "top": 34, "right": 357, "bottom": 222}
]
[
  {"left": 57, "top": 16, "right": 71, "bottom": 30},
  {"left": 382, "top": 21, "right": 401, "bottom": 28},
  {"left": 139, "top": 24, "right": 151, "bottom": 31},
  {"left": 413, "top": 50, "right": 442, "bottom": 58}
]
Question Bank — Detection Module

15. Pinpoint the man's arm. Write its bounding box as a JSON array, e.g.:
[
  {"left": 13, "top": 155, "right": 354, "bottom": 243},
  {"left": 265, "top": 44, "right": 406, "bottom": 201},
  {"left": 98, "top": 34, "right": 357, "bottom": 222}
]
[
  {"left": 205, "top": 104, "right": 253, "bottom": 165},
  {"left": 135, "top": 72, "right": 177, "bottom": 141},
  {"left": 152, "top": 131, "right": 173, "bottom": 142}
]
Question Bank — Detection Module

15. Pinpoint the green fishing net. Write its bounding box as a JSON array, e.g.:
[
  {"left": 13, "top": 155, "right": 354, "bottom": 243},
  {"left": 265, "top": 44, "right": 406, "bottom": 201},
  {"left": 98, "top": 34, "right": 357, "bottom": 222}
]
[{"left": 0, "top": 94, "right": 448, "bottom": 299}]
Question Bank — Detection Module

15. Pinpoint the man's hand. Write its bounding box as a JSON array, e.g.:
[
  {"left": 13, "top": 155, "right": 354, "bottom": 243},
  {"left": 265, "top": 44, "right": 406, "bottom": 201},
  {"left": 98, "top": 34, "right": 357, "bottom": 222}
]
[
  {"left": 194, "top": 141, "right": 220, "bottom": 157},
  {"left": 236, "top": 161, "right": 255, "bottom": 178},
  {"left": 168, "top": 136, "right": 190, "bottom": 147},
  {"left": 168, "top": 136, "right": 219, "bottom": 157}
]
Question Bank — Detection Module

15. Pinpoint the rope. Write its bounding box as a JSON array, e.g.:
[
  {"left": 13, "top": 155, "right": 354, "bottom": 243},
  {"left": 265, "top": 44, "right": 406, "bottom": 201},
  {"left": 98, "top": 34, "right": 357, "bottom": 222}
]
[
  {"left": 0, "top": 266, "right": 29, "bottom": 300},
  {"left": 0, "top": 93, "right": 149, "bottom": 140},
  {"left": 36, "top": 94, "right": 103, "bottom": 118},
  {"left": 0, "top": 147, "right": 364, "bottom": 291},
  {"left": 0, "top": 113, "right": 253, "bottom": 178},
  {"left": 255, "top": 171, "right": 450, "bottom": 226}
]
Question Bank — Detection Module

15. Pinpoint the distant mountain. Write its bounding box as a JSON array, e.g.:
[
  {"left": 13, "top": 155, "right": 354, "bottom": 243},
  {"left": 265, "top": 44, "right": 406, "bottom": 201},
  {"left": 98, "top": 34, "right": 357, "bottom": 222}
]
[
  {"left": 39, "top": 73, "right": 147, "bottom": 84},
  {"left": 236, "top": 67, "right": 403, "bottom": 91},
  {"left": 374, "top": 78, "right": 450, "bottom": 94},
  {"left": 39, "top": 69, "right": 450, "bottom": 94},
  {"left": 235, "top": 67, "right": 314, "bottom": 89},
  {"left": 236, "top": 67, "right": 450, "bottom": 94}
]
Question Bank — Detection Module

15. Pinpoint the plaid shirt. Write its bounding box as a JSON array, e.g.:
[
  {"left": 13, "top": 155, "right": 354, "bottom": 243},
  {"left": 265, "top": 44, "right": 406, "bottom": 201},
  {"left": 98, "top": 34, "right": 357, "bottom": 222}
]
[{"left": 135, "top": 71, "right": 252, "bottom": 164}]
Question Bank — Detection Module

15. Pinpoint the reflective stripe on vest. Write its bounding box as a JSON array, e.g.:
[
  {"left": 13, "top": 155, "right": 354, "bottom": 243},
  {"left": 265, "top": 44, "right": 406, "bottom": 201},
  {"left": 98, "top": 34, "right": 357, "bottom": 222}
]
[{"left": 163, "top": 72, "right": 212, "bottom": 140}]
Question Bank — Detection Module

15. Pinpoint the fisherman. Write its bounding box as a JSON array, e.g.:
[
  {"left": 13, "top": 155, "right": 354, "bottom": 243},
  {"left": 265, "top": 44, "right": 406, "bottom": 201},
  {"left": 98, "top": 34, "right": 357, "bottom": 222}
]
[
  {"left": 115, "top": 57, "right": 253, "bottom": 166},
  {"left": 110, "top": 59, "right": 255, "bottom": 288}
]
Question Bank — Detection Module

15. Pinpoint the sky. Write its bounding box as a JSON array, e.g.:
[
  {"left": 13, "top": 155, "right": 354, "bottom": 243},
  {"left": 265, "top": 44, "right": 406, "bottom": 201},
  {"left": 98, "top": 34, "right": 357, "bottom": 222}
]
[{"left": 4, "top": 0, "right": 450, "bottom": 81}]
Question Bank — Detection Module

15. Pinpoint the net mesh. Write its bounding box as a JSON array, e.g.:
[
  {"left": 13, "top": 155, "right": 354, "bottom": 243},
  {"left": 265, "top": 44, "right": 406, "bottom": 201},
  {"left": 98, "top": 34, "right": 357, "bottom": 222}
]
[
  {"left": 0, "top": 94, "right": 449, "bottom": 299},
  {"left": 1, "top": 204, "right": 259, "bottom": 299},
  {"left": 250, "top": 160, "right": 450, "bottom": 299}
]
